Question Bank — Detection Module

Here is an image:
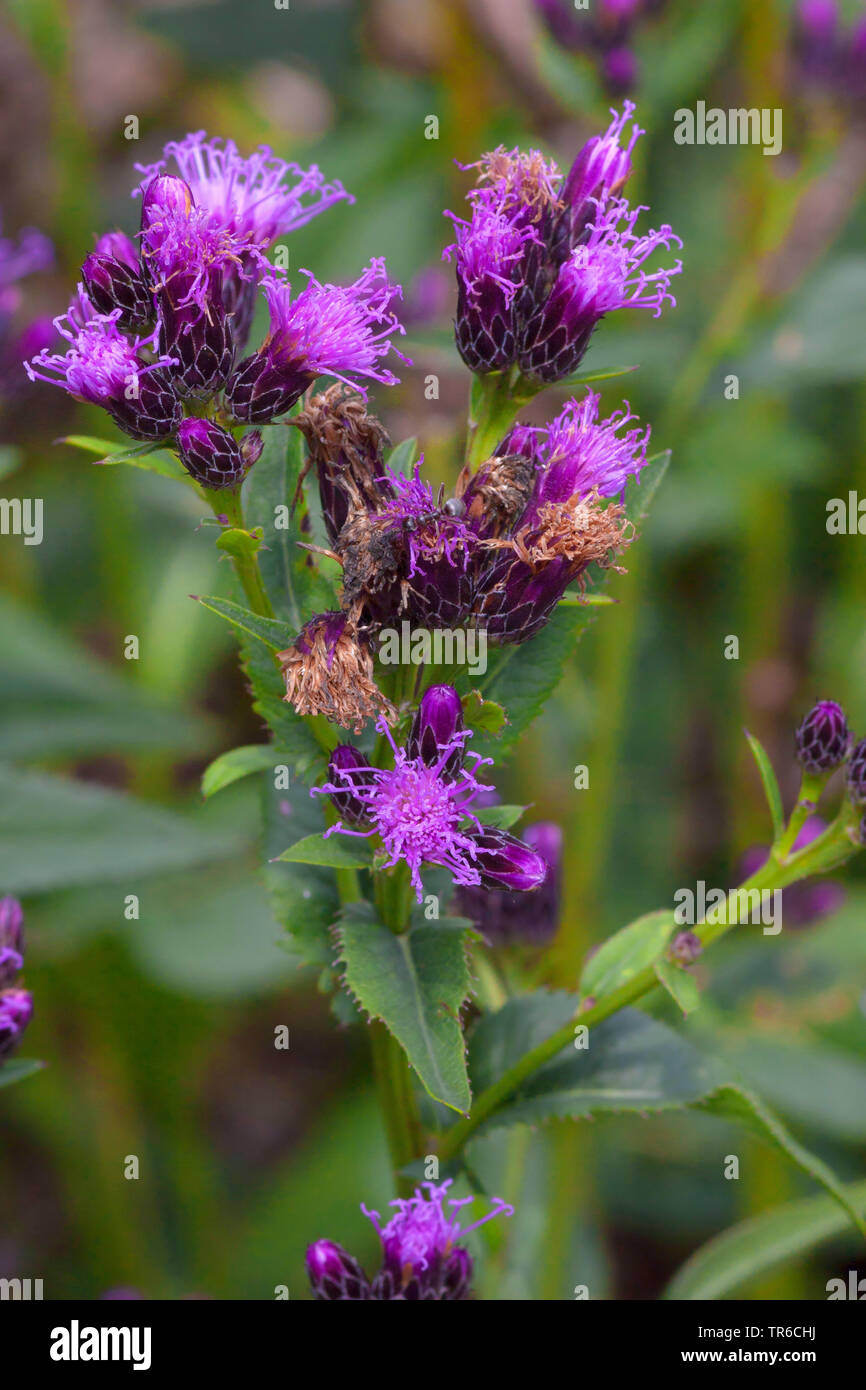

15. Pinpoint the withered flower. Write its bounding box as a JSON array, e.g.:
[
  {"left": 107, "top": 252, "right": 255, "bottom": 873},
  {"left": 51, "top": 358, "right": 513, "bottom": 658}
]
[{"left": 278, "top": 611, "right": 393, "bottom": 734}]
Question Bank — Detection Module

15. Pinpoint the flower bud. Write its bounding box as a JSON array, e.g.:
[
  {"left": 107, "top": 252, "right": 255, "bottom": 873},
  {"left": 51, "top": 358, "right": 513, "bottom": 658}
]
[
  {"left": 670, "top": 930, "right": 702, "bottom": 965},
  {"left": 847, "top": 737, "right": 866, "bottom": 806},
  {"left": 469, "top": 826, "right": 548, "bottom": 892},
  {"left": 156, "top": 290, "right": 235, "bottom": 397},
  {"left": 139, "top": 174, "right": 194, "bottom": 237},
  {"left": 0, "top": 988, "right": 33, "bottom": 1060},
  {"left": 456, "top": 820, "right": 561, "bottom": 946},
  {"left": 406, "top": 685, "right": 464, "bottom": 778},
  {"left": 81, "top": 250, "right": 152, "bottom": 330},
  {"left": 795, "top": 699, "right": 851, "bottom": 773},
  {"left": 306, "top": 1240, "right": 371, "bottom": 1301},
  {"left": 326, "top": 745, "right": 376, "bottom": 825},
  {"left": 94, "top": 231, "right": 140, "bottom": 271},
  {"left": 106, "top": 368, "right": 183, "bottom": 442},
  {"left": 176, "top": 418, "right": 254, "bottom": 490},
  {"left": 0, "top": 898, "right": 24, "bottom": 988}
]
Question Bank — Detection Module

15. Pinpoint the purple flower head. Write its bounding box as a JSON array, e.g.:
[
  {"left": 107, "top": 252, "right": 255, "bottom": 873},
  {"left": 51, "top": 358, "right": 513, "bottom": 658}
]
[
  {"left": 363, "top": 1180, "right": 514, "bottom": 1300},
  {"left": 0, "top": 988, "right": 33, "bottom": 1060},
  {"left": 375, "top": 461, "right": 475, "bottom": 578},
  {"left": 135, "top": 133, "right": 353, "bottom": 249},
  {"left": 502, "top": 390, "right": 650, "bottom": 524},
  {"left": 558, "top": 101, "right": 643, "bottom": 242},
  {"left": 847, "top": 737, "right": 866, "bottom": 805},
  {"left": 306, "top": 1239, "right": 371, "bottom": 1301},
  {"left": 519, "top": 196, "right": 681, "bottom": 382},
  {"left": 797, "top": 0, "right": 839, "bottom": 41},
  {"left": 602, "top": 45, "right": 639, "bottom": 95},
  {"left": 325, "top": 745, "right": 378, "bottom": 826},
  {"left": 226, "top": 261, "right": 408, "bottom": 424},
  {"left": 24, "top": 297, "right": 182, "bottom": 440},
  {"left": 795, "top": 699, "right": 850, "bottom": 773},
  {"left": 0, "top": 897, "right": 24, "bottom": 989},
  {"left": 443, "top": 199, "right": 540, "bottom": 373},
  {"left": 470, "top": 825, "right": 552, "bottom": 891},
  {"left": 141, "top": 196, "right": 245, "bottom": 313}
]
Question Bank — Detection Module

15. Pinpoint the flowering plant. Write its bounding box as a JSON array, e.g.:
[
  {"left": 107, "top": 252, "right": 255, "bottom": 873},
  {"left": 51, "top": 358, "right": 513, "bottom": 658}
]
[{"left": 24, "top": 110, "right": 866, "bottom": 1301}]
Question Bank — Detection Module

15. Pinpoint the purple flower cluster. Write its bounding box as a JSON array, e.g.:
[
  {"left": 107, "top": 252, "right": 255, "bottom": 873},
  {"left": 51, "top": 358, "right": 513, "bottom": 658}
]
[
  {"left": 316, "top": 685, "right": 547, "bottom": 902},
  {"left": 0, "top": 898, "right": 32, "bottom": 1062},
  {"left": 444, "top": 102, "right": 681, "bottom": 383},
  {"left": 24, "top": 133, "right": 407, "bottom": 490},
  {"left": 535, "top": 0, "right": 668, "bottom": 95},
  {"left": 306, "top": 1179, "right": 513, "bottom": 1300}
]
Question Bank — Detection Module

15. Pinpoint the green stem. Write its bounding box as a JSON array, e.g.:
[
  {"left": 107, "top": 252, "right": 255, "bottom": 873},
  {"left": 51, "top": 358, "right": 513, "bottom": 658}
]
[
  {"left": 203, "top": 484, "right": 275, "bottom": 619},
  {"left": 369, "top": 1022, "right": 426, "bottom": 1197},
  {"left": 464, "top": 369, "right": 538, "bottom": 472},
  {"left": 438, "top": 827, "right": 858, "bottom": 1161}
]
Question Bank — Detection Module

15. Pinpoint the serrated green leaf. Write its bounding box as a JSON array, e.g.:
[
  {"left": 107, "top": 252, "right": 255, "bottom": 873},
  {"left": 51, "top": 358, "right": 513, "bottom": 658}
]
[
  {"left": 465, "top": 1001, "right": 865, "bottom": 1235},
  {"left": 196, "top": 594, "right": 293, "bottom": 652},
  {"left": 744, "top": 729, "right": 785, "bottom": 842},
  {"left": 663, "top": 1179, "right": 866, "bottom": 1300},
  {"left": 261, "top": 774, "right": 339, "bottom": 968},
  {"left": 0, "top": 1058, "right": 45, "bottom": 1089},
  {"left": 337, "top": 902, "right": 473, "bottom": 1113},
  {"left": 202, "top": 744, "right": 285, "bottom": 799},
  {"left": 275, "top": 832, "right": 374, "bottom": 869},
  {"left": 654, "top": 957, "right": 701, "bottom": 1015},
  {"left": 580, "top": 909, "right": 673, "bottom": 999}
]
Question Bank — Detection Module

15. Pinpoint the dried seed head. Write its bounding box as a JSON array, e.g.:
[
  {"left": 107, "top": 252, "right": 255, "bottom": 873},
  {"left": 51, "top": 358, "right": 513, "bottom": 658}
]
[
  {"left": 294, "top": 384, "right": 391, "bottom": 541},
  {"left": 278, "top": 611, "right": 393, "bottom": 734},
  {"left": 458, "top": 452, "right": 537, "bottom": 538}
]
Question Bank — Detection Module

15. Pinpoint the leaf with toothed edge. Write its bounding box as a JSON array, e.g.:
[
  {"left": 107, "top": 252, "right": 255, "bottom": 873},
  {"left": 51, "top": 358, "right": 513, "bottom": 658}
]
[
  {"left": 335, "top": 901, "right": 475, "bottom": 1114},
  {"left": 463, "top": 998, "right": 866, "bottom": 1235}
]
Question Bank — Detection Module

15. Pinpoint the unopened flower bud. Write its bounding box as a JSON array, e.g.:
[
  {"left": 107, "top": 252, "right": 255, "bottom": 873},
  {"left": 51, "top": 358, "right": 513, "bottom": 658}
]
[
  {"left": 795, "top": 699, "right": 850, "bottom": 773},
  {"left": 0, "top": 898, "right": 24, "bottom": 988},
  {"left": 176, "top": 418, "right": 251, "bottom": 490},
  {"left": 81, "top": 249, "right": 152, "bottom": 330},
  {"left": 469, "top": 826, "right": 548, "bottom": 892},
  {"left": 326, "top": 745, "right": 376, "bottom": 825},
  {"left": 670, "top": 930, "right": 702, "bottom": 965},
  {"left": 306, "top": 1240, "right": 371, "bottom": 1301},
  {"left": 139, "top": 174, "right": 193, "bottom": 237},
  {"left": 407, "top": 685, "right": 464, "bottom": 778}
]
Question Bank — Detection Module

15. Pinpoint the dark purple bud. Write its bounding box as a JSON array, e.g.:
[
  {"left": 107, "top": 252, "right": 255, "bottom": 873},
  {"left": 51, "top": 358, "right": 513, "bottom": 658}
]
[
  {"left": 326, "top": 745, "right": 376, "bottom": 825},
  {"left": 407, "top": 685, "right": 464, "bottom": 777},
  {"left": 469, "top": 826, "right": 548, "bottom": 892},
  {"left": 0, "top": 898, "right": 24, "bottom": 988},
  {"left": 670, "top": 930, "right": 702, "bottom": 965},
  {"left": 81, "top": 251, "right": 153, "bottom": 330},
  {"left": 105, "top": 367, "right": 183, "bottom": 442},
  {"left": 847, "top": 737, "right": 866, "bottom": 805},
  {"left": 94, "top": 230, "right": 140, "bottom": 272},
  {"left": 156, "top": 289, "right": 235, "bottom": 398},
  {"left": 0, "top": 988, "right": 33, "bottom": 1060},
  {"left": 226, "top": 351, "right": 314, "bottom": 425},
  {"left": 306, "top": 1240, "right": 371, "bottom": 1300},
  {"left": 795, "top": 699, "right": 850, "bottom": 773},
  {"left": 176, "top": 419, "right": 250, "bottom": 490},
  {"left": 602, "top": 46, "right": 639, "bottom": 95}
]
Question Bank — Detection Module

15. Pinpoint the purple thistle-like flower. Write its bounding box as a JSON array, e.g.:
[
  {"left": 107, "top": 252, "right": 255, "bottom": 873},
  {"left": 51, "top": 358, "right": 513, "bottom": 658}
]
[
  {"left": 518, "top": 196, "right": 681, "bottom": 382},
  {"left": 376, "top": 462, "right": 474, "bottom": 578},
  {"left": 795, "top": 699, "right": 851, "bottom": 773},
  {"left": 502, "top": 389, "right": 650, "bottom": 518},
  {"left": 135, "top": 133, "right": 353, "bottom": 249},
  {"left": 0, "top": 988, "right": 32, "bottom": 1061},
  {"left": 24, "top": 298, "right": 182, "bottom": 440},
  {"left": 226, "top": 261, "right": 408, "bottom": 424},
  {"left": 444, "top": 199, "right": 539, "bottom": 373},
  {"left": 0, "top": 897, "right": 24, "bottom": 989},
  {"left": 555, "top": 101, "right": 643, "bottom": 248},
  {"left": 363, "top": 1180, "right": 514, "bottom": 1301}
]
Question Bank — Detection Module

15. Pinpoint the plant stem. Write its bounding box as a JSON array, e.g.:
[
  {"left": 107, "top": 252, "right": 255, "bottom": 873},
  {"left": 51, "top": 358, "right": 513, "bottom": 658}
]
[
  {"left": 437, "top": 828, "right": 857, "bottom": 1161},
  {"left": 369, "top": 1022, "right": 426, "bottom": 1198},
  {"left": 203, "top": 484, "right": 275, "bottom": 619},
  {"left": 464, "top": 369, "right": 537, "bottom": 472}
]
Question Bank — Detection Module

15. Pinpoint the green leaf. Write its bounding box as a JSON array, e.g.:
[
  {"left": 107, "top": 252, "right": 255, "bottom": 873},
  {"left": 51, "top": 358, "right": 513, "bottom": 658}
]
[
  {"left": 470, "top": 452, "right": 671, "bottom": 761},
  {"left": 654, "top": 957, "right": 701, "bottom": 1015},
  {"left": 215, "top": 526, "right": 264, "bottom": 561},
  {"left": 0, "top": 1058, "right": 45, "bottom": 1089},
  {"left": 243, "top": 419, "right": 333, "bottom": 625},
  {"left": 60, "top": 434, "right": 189, "bottom": 482},
  {"left": 0, "top": 764, "right": 245, "bottom": 894},
  {"left": 336, "top": 901, "right": 474, "bottom": 1113},
  {"left": 274, "top": 832, "right": 374, "bottom": 870},
  {"left": 196, "top": 594, "right": 293, "bottom": 652},
  {"left": 580, "top": 909, "right": 673, "bottom": 999},
  {"left": 744, "top": 729, "right": 785, "bottom": 842},
  {"left": 202, "top": 744, "right": 285, "bottom": 799},
  {"left": 552, "top": 364, "right": 639, "bottom": 390},
  {"left": 386, "top": 437, "right": 419, "bottom": 476},
  {"left": 466, "top": 1000, "right": 865, "bottom": 1234},
  {"left": 476, "top": 804, "right": 527, "bottom": 831},
  {"left": 663, "top": 1179, "right": 866, "bottom": 1300},
  {"left": 460, "top": 690, "right": 506, "bottom": 737},
  {"left": 260, "top": 773, "right": 340, "bottom": 968}
]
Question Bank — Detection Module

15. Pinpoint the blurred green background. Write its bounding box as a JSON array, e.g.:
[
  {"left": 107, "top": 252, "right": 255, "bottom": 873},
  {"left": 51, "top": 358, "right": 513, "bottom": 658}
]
[{"left": 1, "top": 0, "right": 865, "bottom": 1300}]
